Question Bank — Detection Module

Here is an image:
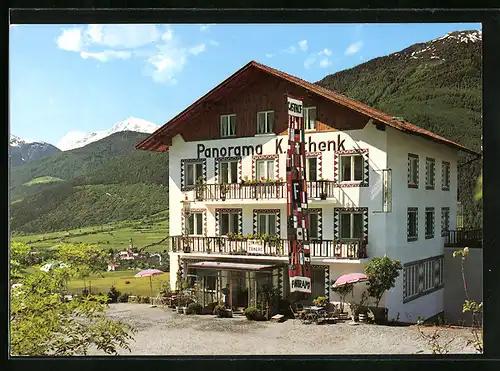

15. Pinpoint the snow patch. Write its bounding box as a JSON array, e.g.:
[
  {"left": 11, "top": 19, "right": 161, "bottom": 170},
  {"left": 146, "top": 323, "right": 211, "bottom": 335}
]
[{"left": 56, "top": 117, "right": 160, "bottom": 151}]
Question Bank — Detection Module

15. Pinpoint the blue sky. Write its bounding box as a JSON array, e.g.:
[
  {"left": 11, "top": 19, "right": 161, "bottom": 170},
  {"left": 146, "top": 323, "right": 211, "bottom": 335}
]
[{"left": 9, "top": 22, "right": 481, "bottom": 146}]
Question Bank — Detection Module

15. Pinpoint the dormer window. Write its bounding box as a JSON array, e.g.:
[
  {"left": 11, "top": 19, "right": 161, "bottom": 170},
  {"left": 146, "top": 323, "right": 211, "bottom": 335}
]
[
  {"left": 220, "top": 114, "right": 236, "bottom": 137},
  {"left": 257, "top": 111, "right": 274, "bottom": 134}
]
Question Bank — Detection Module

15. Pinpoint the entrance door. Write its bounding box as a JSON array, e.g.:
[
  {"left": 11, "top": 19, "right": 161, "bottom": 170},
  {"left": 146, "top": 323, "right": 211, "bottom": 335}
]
[{"left": 230, "top": 271, "right": 248, "bottom": 309}]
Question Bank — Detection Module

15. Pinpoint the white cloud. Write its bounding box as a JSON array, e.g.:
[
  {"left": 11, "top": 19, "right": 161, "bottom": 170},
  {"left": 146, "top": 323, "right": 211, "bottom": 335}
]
[
  {"left": 318, "top": 48, "right": 332, "bottom": 56},
  {"left": 188, "top": 44, "right": 206, "bottom": 55},
  {"left": 319, "top": 58, "right": 331, "bottom": 68},
  {"left": 284, "top": 45, "right": 297, "bottom": 54},
  {"left": 80, "top": 50, "right": 132, "bottom": 62},
  {"left": 345, "top": 41, "right": 364, "bottom": 56},
  {"left": 298, "top": 40, "right": 308, "bottom": 52},
  {"left": 56, "top": 24, "right": 211, "bottom": 84},
  {"left": 200, "top": 24, "right": 215, "bottom": 31},
  {"left": 360, "top": 55, "right": 364, "bottom": 61},
  {"left": 56, "top": 28, "right": 84, "bottom": 52},
  {"left": 304, "top": 57, "right": 316, "bottom": 69},
  {"left": 265, "top": 53, "right": 275, "bottom": 58}
]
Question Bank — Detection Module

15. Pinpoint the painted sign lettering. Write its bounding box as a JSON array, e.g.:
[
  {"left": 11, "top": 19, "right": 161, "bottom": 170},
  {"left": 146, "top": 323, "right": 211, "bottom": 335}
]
[{"left": 290, "top": 276, "right": 311, "bottom": 292}]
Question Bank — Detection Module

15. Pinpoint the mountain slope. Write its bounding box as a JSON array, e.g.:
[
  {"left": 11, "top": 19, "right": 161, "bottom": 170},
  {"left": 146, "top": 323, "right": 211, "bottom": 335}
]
[
  {"left": 10, "top": 135, "right": 61, "bottom": 166},
  {"left": 56, "top": 117, "right": 159, "bottom": 151},
  {"left": 315, "top": 29, "right": 482, "bottom": 228}
]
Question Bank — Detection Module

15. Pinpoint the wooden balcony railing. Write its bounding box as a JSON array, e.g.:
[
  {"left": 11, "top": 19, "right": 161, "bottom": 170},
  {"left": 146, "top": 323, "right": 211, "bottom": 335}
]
[
  {"left": 195, "top": 181, "right": 337, "bottom": 201},
  {"left": 170, "top": 236, "right": 367, "bottom": 259},
  {"left": 445, "top": 229, "right": 483, "bottom": 248}
]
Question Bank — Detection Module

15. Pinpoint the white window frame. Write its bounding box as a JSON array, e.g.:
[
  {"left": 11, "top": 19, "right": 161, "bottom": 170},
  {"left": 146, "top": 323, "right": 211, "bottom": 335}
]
[
  {"left": 339, "top": 154, "right": 364, "bottom": 183},
  {"left": 339, "top": 212, "right": 363, "bottom": 240},
  {"left": 186, "top": 162, "right": 203, "bottom": 187},
  {"left": 256, "top": 159, "right": 275, "bottom": 180},
  {"left": 220, "top": 160, "right": 239, "bottom": 184},
  {"left": 257, "top": 213, "right": 277, "bottom": 236},
  {"left": 425, "top": 208, "right": 435, "bottom": 239},
  {"left": 308, "top": 211, "right": 320, "bottom": 239},
  {"left": 408, "top": 154, "right": 419, "bottom": 187},
  {"left": 306, "top": 157, "right": 318, "bottom": 181},
  {"left": 442, "top": 161, "right": 451, "bottom": 190},
  {"left": 407, "top": 208, "right": 418, "bottom": 241},
  {"left": 220, "top": 212, "right": 239, "bottom": 235},
  {"left": 426, "top": 158, "right": 435, "bottom": 189},
  {"left": 304, "top": 106, "right": 317, "bottom": 131},
  {"left": 187, "top": 212, "right": 203, "bottom": 236},
  {"left": 256, "top": 110, "right": 275, "bottom": 134},
  {"left": 220, "top": 114, "right": 236, "bottom": 138}
]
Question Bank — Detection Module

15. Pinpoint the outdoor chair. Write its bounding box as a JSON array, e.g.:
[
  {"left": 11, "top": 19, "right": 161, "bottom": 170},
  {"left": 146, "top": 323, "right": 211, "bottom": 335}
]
[{"left": 325, "top": 303, "right": 340, "bottom": 322}]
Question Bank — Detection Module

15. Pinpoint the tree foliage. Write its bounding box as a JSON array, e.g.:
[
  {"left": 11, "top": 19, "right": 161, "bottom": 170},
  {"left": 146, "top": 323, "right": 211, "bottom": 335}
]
[
  {"left": 10, "top": 242, "right": 136, "bottom": 356},
  {"left": 364, "top": 256, "right": 403, "bottom": 308}
]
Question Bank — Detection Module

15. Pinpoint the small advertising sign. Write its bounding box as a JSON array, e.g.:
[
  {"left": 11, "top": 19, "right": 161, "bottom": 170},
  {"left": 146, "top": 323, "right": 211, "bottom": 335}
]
[
  {"left": 290, "top": 276, "right": 311, "bottom": 293},
  {"left": 247, "top": 240, "right": 265, "bottom": 254},
  {"left": 287, "top": 97, "right": 303, "bottom": 118}
]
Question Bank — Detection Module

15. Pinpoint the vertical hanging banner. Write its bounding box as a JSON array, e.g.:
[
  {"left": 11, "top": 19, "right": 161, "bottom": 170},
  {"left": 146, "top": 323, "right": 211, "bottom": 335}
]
[{"left": 286, "top": 95, "right": 312, "bottom": 294}]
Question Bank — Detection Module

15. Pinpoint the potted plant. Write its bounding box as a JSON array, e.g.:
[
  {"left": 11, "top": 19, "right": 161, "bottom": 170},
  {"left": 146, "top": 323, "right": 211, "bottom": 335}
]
[
  {"left": 220, "top": 183, "right": 230, "bottom": 201},
  {"left": 195, "top": 176, "right": 206, "bottom": 201},
  {"left": 312, "top": 296, "right": 328, "bottom": 308},
  {"left": 318, "top": 178, "right": 328, "bottom": 200}
]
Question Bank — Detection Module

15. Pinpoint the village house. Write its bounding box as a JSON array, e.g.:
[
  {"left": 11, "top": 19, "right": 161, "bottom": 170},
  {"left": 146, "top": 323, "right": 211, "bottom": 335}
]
[{"left": 136, "top": 61, "right": 480, "bottom": 322}]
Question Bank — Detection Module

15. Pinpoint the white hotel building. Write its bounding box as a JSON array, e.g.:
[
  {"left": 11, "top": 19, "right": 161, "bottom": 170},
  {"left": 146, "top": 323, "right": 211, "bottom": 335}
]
[{"left": 136, "top": 61, "right": 480, "bottom": 322}]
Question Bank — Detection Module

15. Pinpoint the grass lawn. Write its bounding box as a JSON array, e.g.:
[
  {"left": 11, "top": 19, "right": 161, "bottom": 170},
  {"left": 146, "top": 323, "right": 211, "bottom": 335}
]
[
  {"left": 12, "top": 211, "right": 170, "bottom": 253},
  {"left": 67, "top": 270, "right": 170, "bottom": 297}
]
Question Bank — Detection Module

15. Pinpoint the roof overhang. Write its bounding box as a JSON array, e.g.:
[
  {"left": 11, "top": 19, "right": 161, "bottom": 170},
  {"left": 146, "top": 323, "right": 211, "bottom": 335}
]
[
  {"left": 188, "top": 261, "right": 279, "bottom": 272},
  {"left": 136, "top": 60, "right": 480, "bottom": 157}
]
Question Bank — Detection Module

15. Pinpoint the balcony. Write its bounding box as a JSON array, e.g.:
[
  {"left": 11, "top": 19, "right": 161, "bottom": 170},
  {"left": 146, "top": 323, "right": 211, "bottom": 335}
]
[
  {"left": 170, "top": 236, "right": 368, "bottom": 259},
  {"left": 444, "top": 229, "right": 483, "bottom": 248},
  {"left": 194, "top": 181, "right": 337, "bottom": 202}
]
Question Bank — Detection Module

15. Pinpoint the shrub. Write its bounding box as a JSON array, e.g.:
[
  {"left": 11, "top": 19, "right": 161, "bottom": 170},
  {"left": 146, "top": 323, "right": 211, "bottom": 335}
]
[
  {"left": 188, "top": 302, "right": 203, "bottom": 315},
  {"left": 117, "top": 293, "right": 130, "bottom": 303},
  {"left": 312, "top": 296, "right": 328, "bottom": 307},
  {"left": 108, "top": 286, "right": 121, "bottom": 303},
  {"left": 214, "top": 304, "right": 229, "bottom": 318},
  {"left": 244, "top": 306, "right": 264, "bottom": 321},
  {"left": 364, "top": 256, "right": 403, "bottom": 308}
]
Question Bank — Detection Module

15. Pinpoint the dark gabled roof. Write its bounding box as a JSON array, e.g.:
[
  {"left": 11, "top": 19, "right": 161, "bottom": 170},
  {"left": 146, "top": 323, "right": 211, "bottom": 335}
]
[{"left": 136, "top": 60, "right": 480, "bottom": 156}]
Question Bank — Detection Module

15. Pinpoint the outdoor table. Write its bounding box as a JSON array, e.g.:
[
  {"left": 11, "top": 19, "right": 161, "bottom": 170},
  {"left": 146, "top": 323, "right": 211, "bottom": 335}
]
[{"left": 301, "top": 306, "right": 327, "bottom": 324}]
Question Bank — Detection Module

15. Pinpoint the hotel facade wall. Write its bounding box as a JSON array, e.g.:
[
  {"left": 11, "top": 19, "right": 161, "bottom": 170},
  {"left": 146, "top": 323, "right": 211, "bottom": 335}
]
[{"left": 384, "top": 127, "right": 458, "bottom": 321}]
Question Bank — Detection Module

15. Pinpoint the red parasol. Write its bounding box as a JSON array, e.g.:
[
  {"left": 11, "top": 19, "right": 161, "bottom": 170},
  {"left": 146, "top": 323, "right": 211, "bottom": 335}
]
[
  {"left": 333, "top": 273, "right": 368, "bottom": 288},
  {"left": 135, "top": 269, "right": 164, "bottom": 299}
]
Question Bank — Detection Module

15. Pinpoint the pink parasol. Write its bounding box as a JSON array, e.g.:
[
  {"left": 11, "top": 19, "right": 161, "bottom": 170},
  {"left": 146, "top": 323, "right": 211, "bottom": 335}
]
[
  {"left": 135, "top": 269, "right": 164, "bottom": 299},
  {"left": 333, "top": 273, "right": 368, "bottom": 288}
]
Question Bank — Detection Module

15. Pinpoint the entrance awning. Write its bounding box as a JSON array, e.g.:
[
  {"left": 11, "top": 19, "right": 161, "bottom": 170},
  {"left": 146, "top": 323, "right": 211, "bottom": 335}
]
[{"left": 188, "top": 261, "right": 279, "bottom": 272}]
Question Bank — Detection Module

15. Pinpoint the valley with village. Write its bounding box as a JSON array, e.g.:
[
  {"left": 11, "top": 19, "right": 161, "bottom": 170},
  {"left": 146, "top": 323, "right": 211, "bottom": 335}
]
[{"left": 9, "top": 25, "right": 483, "bottom": 357}]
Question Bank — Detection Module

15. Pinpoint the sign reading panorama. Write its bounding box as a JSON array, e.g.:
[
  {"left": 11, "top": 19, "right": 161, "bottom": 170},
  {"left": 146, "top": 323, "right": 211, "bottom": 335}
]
[{"left": 290, "top": 276, "right": 311, "bottom": 293}]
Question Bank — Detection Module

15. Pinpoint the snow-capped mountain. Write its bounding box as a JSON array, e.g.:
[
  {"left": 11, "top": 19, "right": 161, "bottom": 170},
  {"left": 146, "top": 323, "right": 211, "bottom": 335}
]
[
  {"left": 56, "top": 117, "right": 160, "bottom": 151},
  {"left": 390, "top": 30, "right": 481, "bottom": 61},
  {"left": 10, "top": 135, "right": 61, "bottom": 166}
]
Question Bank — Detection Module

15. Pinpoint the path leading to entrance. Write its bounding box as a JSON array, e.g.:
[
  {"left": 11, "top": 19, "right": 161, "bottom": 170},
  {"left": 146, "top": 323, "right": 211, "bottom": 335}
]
[{"left": 92, "top": 303, "right": 478, "bottom": 356}]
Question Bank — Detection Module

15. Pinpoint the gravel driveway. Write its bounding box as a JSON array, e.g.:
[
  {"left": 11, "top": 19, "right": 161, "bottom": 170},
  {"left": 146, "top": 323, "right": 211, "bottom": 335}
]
[{"left": 91, "top": 303, "right": 478, "bottom": 356}]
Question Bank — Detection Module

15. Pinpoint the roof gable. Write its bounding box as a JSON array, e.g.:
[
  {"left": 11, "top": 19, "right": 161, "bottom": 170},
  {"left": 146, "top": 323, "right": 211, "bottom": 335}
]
[{"left": 136, "top": 60, "right": 479, "bottom": 156}]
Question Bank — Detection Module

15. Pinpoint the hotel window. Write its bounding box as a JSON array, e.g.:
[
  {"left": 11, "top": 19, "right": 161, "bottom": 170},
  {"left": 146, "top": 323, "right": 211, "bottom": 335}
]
[
  {"left": 408, "top": 154, "right": 419, "bottom": 188},
  {"left": 425, "top": 207, "right": 435, "bottom": 239},
  {"left": 257, "top": 213, "right": 277, "bottom": 235},
  {"left": 309, "top": 211, "right": 320, "bottom": 239},
  {"left": 407, "top": 207, "right": 418, "bottom": 242},
  {"left": 186, "top": 212, "right": 203, "bottom": 235},
  {"left": 220, "top": 211, "right": 240, "bottom": 235},
  {"left": 425, "top": 158, "right": 435, "bottom": 190},
  {"left": 220, "top": 160, "right": 238, "bottom": 184},
  {"left": 441, "top": 207, "right": 450, "bottom": 237},
  {"left": 256, "top": 159, "right": 275, "bottom": 180},
  {"left": 403, "top": 256, "right": 444, "bottom": 302},
  {"left": 339, "top": 212, "right": 363, "bottom": 240},
  {"left": 304, "top": 107, "right": 317, "bottom": 130},
  {"left": 257, "top": 110, "right": 275, "bottom": 134},
  {"left": 186, "top": 162, "right": 204, "bottom": 187},
  {"left": 339, "top": 155, "right": 364, "bottom": 182},
  {"left": 306, "top": 157, "right": 318, "bottom": 181},
  {"left": 442, "top": 161, "right": 450, "bottom": 190},
  {"left": 220, "top": 114, "right": 236, "bottom": 137}
]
